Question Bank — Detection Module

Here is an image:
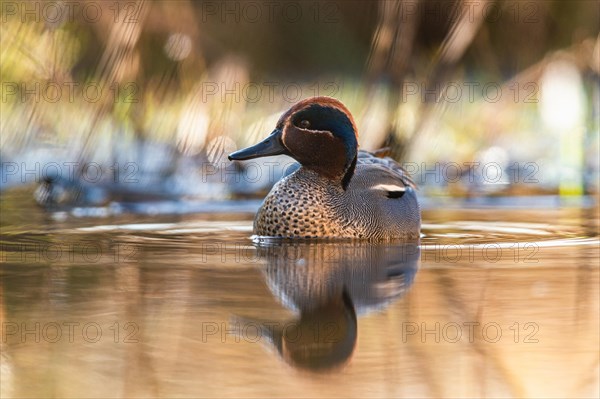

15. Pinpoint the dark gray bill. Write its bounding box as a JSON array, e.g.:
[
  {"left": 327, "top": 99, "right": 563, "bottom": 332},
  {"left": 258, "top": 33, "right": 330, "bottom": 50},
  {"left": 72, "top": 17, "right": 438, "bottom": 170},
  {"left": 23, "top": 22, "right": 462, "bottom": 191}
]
[{"left": 228, "top": 129, "right": 287, "bottom": 161}]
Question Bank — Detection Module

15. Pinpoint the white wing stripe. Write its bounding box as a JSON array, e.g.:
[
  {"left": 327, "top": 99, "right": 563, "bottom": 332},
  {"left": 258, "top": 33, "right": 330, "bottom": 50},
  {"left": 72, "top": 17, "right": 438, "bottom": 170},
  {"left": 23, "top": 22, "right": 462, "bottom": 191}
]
[{"left": 372, "top": 184, "right": 406, "bottom": 192}]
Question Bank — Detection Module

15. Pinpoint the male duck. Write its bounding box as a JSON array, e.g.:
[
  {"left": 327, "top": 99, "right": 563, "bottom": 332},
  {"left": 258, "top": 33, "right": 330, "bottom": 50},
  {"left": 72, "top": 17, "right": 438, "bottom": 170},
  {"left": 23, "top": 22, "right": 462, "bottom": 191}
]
[{"left": 228, "top": 97, "right": 421, "bottom": 239}]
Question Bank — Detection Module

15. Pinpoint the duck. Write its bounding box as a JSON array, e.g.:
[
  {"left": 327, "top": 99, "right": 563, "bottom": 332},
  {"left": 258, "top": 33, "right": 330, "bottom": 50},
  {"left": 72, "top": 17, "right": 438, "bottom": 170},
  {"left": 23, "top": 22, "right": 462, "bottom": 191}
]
[{"left": 228, "top": 96, "right": 421, "bottom": 239}]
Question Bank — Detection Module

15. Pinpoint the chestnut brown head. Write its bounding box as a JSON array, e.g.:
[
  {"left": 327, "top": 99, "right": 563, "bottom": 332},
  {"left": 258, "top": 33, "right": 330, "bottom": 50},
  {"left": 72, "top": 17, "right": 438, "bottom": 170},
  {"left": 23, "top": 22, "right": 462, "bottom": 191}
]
[{"left": 229, "top": 97, "right": 359, "bottom": 189}]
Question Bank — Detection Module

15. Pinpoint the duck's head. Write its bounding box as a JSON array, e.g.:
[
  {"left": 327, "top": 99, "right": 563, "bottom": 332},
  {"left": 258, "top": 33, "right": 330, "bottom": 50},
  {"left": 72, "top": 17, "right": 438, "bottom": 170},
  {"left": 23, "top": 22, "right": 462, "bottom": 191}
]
[{"left": 228, "top": 97, "right": 359, "bottom": 189}]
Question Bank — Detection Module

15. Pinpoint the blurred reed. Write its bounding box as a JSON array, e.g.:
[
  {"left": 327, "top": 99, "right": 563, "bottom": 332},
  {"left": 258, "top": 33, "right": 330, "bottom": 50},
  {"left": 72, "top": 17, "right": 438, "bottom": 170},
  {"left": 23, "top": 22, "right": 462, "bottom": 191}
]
[{"left": 1, "top": 0, "right": 598, "bottom": 199}]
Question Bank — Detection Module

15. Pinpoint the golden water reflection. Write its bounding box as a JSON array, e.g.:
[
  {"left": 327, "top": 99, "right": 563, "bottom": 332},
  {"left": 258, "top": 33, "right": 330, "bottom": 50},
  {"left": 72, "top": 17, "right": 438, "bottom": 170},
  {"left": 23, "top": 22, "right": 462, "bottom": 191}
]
[
  {"left": 0, "top": 204, "right": 598, "bottom": 398},
  {"left": 232, "top": 241, "right": 420, "bottom": 372}
]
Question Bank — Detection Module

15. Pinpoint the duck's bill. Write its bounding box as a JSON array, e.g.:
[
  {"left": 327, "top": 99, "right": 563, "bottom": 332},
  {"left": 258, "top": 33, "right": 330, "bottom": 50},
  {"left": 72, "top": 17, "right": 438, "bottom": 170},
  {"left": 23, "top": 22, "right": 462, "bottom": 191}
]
[{"left": 228, "top": 129, "right": 288, "bottom": 161}]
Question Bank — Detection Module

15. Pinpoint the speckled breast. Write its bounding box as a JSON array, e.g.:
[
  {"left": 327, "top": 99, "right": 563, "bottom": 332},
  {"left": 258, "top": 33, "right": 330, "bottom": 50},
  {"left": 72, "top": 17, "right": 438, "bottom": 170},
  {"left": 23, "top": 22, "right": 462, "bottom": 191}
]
[{"left": 254, "top": 171, "right": 350, "bottom": 238}]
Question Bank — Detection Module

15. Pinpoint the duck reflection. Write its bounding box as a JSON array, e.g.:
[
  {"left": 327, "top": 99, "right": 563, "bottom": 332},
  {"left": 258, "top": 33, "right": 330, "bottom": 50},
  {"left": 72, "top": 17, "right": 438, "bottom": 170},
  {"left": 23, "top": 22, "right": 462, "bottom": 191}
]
[{"left": 236, "top": 240, "right": 420, "bottom": 372}]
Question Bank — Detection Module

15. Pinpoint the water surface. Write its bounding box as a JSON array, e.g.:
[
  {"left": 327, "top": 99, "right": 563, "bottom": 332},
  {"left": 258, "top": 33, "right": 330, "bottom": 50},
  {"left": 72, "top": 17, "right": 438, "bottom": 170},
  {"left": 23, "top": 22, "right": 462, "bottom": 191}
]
[{"left": 1, "top": 189, "right": 599, "bottom": 398}]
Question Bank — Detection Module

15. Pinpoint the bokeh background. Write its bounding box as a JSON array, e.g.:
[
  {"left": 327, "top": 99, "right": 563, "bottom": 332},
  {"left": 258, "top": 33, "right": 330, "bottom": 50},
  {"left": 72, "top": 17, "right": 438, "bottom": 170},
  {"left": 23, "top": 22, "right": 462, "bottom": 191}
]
[
  {"left": 1, "top": 0, "right": 599, "bottom": 206},
  {"left": 1, "top": 3, "right": 599, "bottom": 398}
]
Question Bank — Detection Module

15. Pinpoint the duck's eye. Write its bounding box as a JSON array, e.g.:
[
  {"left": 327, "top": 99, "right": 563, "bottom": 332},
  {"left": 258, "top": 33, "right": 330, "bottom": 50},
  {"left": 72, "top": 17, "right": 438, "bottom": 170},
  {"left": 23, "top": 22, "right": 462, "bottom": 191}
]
[{"left": 299, "top": 120, "right": 311, "bottom": 129}]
